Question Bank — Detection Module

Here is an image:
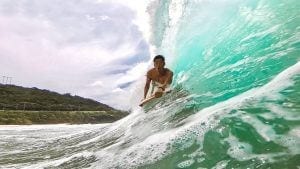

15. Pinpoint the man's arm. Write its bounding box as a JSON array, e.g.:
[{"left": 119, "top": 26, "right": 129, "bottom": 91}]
[
  {"left": 160, "top": 70, "right": 173, "bottom": 90},
  {"left": 144, "top": 72, "right": 151, "bottom": 99},
  {"left": 166, "top": 70, "right": 173, "bottom": 84}
]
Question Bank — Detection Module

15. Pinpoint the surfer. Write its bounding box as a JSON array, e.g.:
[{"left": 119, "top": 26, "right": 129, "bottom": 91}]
[{"left": 140, "top": 55, "right": 173, "bottom": 106}]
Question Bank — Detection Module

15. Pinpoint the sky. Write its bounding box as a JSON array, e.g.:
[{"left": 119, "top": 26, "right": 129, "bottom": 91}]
[{"left": 0, "top": 0, "right": 153, "bottom": 110}]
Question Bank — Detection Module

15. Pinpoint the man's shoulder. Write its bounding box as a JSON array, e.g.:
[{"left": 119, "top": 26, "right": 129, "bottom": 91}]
[
  {"left": 147, "top": 68, "right": 156, "bottom": 74},
  {"left": 165, "top": 68, "right": 173, "bottom": 74},
  {"left": 146, "top": 68, "right": 155, "bottom": 77}
]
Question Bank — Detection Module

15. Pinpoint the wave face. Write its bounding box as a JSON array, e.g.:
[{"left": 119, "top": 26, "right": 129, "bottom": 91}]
[{"left": 0, "top": 0, "right": 300, "bottom": 169}]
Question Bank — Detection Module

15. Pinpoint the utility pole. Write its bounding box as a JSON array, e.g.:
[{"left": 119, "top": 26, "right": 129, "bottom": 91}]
[
  {"left": 2, "top": 76, "right": 5, "bottom": 84},
  {"left": 1, "top": 76, "right": 13, "bottom": 84}
]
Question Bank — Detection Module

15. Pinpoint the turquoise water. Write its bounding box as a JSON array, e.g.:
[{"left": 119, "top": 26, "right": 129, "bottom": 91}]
[
  {"left": 147, "top": 0, "right": 300, "bottom": 168},
  {"left": 157, "top": 0, "right": 299, "bottom": 108},
  {"left": 0, "top": 0, "right": 299, "bottom": 168}
]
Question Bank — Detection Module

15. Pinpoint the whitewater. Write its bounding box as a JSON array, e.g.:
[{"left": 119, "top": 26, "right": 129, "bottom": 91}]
[{"left": 1, "top": 0, "right": 300, "bottom": 168}]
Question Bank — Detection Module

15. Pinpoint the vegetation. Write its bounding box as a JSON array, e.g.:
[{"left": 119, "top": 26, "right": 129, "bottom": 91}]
[
  {"left": 0, "top": 110, "right": 127, "bottom": 125},
  {"left": 0, "top": 84, "right": 115, "bottom": 111},
  {"left": 0, "top": 84, "right": 128, "bottom": 124}
]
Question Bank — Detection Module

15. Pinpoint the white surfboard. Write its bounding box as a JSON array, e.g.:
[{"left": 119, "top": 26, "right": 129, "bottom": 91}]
[{"left": 139, "top": 89, "right": 172, "bottom": 107}]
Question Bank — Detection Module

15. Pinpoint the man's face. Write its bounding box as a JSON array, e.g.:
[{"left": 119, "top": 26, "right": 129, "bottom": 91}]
[{"left": 154, "top": 58, "right": 165, "bottom": 71}]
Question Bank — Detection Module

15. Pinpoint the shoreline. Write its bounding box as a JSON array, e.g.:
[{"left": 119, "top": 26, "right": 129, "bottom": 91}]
[{"left": 0, "top": 110, "right": 128, "bottom": 125}]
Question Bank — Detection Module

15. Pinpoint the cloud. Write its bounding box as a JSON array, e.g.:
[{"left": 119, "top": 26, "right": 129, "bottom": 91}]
[
  {"left": 0, "top": 0, "right": 151, "bottom": 110},
  {"left": 90, "top": 80, "right": 104, "bottom": 87},
  {"left": 115, "top": 62, "right": 149, "bottom": 86}
]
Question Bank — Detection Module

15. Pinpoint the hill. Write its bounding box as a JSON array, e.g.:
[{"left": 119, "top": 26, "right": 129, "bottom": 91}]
[
  {"left": 0, "top": 84, "right": 128, "bottom": 124},
  {"left": 0, "top": 84, "right": 114, "bottom": 111}
]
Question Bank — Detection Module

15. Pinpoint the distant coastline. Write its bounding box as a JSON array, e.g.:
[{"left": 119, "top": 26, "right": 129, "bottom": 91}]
[
  {"left": 0, "top": 84, "right": 128, "bottom": 125},
  {"left": 0, "top": 110, "right": 128, "bottom": 125}
]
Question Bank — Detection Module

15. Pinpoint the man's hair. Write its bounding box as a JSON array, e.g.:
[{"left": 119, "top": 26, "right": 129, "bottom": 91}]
[{"left": 153, "top": 55, "right": 165, "bottom": 62}]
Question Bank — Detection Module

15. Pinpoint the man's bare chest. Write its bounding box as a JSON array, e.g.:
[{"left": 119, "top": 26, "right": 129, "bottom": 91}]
[{"left": 149, "top": 72, "right": 168, "bottom": 83}]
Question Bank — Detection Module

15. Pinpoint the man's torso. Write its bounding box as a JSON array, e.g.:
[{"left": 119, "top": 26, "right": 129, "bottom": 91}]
[{"left": 147, "top": 68, "right": 171, "bottom": 84}]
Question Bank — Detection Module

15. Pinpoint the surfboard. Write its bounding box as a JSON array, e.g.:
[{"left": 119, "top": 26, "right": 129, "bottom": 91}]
[
  {"left": 139, "top": 95, "right": 156, "bottom": 107},
  {"left": 139, "top": 90, "right": 172, "bottom": 107}
]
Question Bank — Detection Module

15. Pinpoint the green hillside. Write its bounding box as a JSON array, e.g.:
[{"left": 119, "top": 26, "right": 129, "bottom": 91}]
[
  {"left": 0, "top": 84, "right": 114, "bottom": 111},
  {"left": 0, "top": 84, "right": 128, "bottom": 124}
]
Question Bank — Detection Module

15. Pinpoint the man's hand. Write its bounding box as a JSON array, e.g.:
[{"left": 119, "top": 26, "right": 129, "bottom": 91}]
[
  {"left": 158, "top": 84, "right": 167, "bottom": 91},
  {"left": 154, "top": 91, "right": 163, "bottom": 98}
]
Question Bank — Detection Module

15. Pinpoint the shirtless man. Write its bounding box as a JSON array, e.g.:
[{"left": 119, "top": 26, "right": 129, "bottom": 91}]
[{"left": 140, "top": 55, "right": 173, "bottom": 106}]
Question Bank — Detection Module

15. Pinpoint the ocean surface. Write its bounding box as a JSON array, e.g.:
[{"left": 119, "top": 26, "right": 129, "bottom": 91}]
[{"left": 1, "top": 0, "right": 300, "bottom": 168}]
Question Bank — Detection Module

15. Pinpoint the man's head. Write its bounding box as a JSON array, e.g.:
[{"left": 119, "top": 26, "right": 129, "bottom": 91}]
[{"left": 153, "top": 55, "right": 165, "bottom": 72}]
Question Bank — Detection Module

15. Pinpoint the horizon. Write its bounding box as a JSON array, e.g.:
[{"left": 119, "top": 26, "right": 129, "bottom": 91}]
[{"left": 0, "top": 0, "right": 151, "bottom": 110}]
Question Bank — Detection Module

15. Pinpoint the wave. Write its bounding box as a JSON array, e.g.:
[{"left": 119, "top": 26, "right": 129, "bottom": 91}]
[{"left": 0, "top": 0, "right": 299, "bottom": 168}]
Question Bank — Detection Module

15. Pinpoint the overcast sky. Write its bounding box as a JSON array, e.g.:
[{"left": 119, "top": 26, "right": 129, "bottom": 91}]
[{"left": 0, "top": 0, "right": 152, "bottom": 110}]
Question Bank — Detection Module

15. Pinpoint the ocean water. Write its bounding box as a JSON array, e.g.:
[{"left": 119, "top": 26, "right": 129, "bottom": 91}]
[{"left": 1, "top": 0, "right": 300, "bottom": 168}]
